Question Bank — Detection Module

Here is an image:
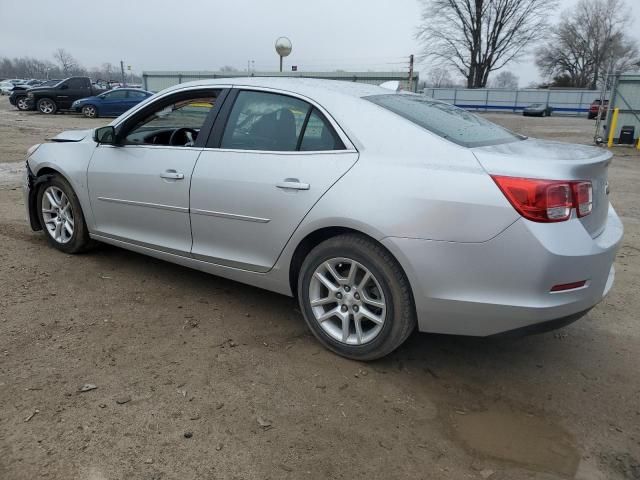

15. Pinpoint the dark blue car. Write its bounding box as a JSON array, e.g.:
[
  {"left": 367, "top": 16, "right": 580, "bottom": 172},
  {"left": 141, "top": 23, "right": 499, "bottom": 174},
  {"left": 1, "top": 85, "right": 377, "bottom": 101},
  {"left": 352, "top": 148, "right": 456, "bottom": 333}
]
[{"left": 72, "top": 88, "right": 153, "bottom": 118}]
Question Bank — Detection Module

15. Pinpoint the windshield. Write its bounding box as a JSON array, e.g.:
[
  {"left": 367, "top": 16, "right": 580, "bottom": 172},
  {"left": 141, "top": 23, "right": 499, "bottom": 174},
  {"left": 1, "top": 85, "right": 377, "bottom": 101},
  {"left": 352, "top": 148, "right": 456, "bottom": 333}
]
[{"left": 365, "top": 93, "right": 524, "bottom": 148}]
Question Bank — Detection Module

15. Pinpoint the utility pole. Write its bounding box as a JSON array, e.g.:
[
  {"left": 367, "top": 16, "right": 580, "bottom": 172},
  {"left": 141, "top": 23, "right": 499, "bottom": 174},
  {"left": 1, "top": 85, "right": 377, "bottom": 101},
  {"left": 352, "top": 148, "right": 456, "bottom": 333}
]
[
  {"left": 408, "top": 54, "right": 415, "bottom": 92},
  {"left": 120, "top": 60, "right": 126, "bottom": 86}
]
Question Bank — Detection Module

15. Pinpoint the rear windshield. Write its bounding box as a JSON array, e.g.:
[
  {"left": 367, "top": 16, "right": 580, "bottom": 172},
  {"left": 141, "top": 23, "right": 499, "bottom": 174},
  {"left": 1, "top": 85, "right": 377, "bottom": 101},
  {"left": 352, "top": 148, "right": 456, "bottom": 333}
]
[{"left": 364, "top": 94, "right": 524, "bottom": 148}]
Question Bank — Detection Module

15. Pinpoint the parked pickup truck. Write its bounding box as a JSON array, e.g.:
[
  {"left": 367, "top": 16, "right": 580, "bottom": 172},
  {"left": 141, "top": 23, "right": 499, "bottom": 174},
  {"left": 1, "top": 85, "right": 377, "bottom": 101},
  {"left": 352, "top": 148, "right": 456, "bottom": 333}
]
[{"left": 27, "top": 77, "right": 107, "bottom": 114}]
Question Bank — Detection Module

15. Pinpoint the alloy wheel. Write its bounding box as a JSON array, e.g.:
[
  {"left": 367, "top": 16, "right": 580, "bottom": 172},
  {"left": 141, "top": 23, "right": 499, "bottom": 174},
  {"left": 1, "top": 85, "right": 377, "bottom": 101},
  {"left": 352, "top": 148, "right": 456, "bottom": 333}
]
[
  {"left": 17, "top": 97, "right": 29, "bottom": 110},
  {"left": 39, "top": 100, "right": 54, "bottom": 114},
  {"left": 308, "top": 257, "right": 386, "bottom": 345},
  {"left": 83, "top": 106, "right": 96, "bottom": 118},
  {"left": 41, "top": 186, "right": 74, "bottom": 244}
]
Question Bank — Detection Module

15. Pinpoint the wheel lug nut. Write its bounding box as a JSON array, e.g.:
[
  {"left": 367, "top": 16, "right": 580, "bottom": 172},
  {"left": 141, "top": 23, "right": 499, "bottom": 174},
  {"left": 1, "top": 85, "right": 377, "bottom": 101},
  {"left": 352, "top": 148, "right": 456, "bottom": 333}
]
[
  {"left": 336, "top": 293, "right": 343, "bottom": 300},
  {"left": 353, "top": 305, "right": 359, "bottom": 312},
  {"left": 344, "top": 286, "right": 351, "bottom": 292},
  {"left": 354, "top": 293, "right": 360, "bottom": 300},
  {"left": 341, "top": 305, "right": 348, "bottom": 312}
]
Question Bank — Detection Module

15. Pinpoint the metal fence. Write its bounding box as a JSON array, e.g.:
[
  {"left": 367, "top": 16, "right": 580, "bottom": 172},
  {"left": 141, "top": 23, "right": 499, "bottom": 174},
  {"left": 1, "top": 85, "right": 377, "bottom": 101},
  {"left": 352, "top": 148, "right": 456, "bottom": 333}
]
[
  {"left": 422, "top": 88, "right": 603, "bottom": 116},
  {"left": 143, "top": 71, "right": 419, "bottom": 93}
]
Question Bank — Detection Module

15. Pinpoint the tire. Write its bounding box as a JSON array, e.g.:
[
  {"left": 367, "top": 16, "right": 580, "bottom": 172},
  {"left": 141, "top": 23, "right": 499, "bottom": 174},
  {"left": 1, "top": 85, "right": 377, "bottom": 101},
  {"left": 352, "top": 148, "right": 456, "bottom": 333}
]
[
  {"left": 36, "top": 174, "right": 92, "bottom": 254},
  {"left": 297, "top": 234, "right": 416, "bottom": 361},
  {"left": 82, "top": 104, "right": 98, "bottom": 118},
  {"left": 16, "top": 96, "right": 30, "bottom": 111},
  {"left": 37, "top": 98, "right": 57, "bottom": 114}
]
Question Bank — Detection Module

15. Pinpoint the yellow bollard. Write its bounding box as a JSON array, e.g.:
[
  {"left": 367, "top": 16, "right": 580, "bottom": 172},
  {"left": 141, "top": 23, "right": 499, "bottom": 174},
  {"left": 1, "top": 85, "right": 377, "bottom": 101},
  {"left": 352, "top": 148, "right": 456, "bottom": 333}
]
[{"left": 607, "top": 108, "right": 619, "bottom": 147}]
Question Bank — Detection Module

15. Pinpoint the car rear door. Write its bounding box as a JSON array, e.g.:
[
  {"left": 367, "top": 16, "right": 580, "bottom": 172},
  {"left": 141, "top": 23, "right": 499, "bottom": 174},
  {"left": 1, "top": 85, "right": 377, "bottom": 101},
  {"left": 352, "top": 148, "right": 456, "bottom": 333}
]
[
  {"left": 87, "top": 88, "right": 223, "bottom": 254},
  {"left": 190, "top": 88, "right": 358, "bottom": 272}
]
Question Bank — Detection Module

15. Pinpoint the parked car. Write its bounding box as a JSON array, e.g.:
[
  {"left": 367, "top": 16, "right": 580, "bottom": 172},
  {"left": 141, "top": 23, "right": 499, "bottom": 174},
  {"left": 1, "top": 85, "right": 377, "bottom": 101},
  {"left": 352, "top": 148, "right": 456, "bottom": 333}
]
[
  {"left": 0, "top": 79, "right": 22, "bottom": 95},
  {"left": 72, "top": 88, "right": 153, "bottom": 118},
  {"left": 26, "top": 76, "right": 107, "bottom": 114},
  {"left": 523, "top": 103, "right": 553, "bottom": 117},
  {"left": 9, "top": 79, "right": 61, "bottom": 111},
  {"left": 589, "top": 99, "right": 608, "bottom": 119},
  {"left": 22, "top": 78, "right": 623, "bottom": 360}
]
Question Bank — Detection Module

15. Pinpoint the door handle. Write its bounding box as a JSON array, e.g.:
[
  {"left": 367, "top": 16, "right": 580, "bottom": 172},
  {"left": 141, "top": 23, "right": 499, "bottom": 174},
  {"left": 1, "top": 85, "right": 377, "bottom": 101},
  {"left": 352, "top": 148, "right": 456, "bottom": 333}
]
[
  {"left": 160, "top": 170, "right": 184, "bottom": 180},
  {"left": 276, "top": 178, "right": 310, "bottom": 190}
]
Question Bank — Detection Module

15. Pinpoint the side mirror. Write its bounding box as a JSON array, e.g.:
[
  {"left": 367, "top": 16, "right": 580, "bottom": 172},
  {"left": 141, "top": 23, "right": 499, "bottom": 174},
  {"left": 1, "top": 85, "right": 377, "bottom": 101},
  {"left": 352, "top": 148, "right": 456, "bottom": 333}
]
[{"left": 94, "top": 126, "right": 117, "bottom": 145}]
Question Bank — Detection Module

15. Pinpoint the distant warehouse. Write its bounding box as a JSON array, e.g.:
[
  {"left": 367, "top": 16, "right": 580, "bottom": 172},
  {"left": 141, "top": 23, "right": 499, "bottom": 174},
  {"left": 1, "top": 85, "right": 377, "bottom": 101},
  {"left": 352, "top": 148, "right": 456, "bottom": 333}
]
[{"left": 142, "top": 71, "right": 419, "bottom": 93}]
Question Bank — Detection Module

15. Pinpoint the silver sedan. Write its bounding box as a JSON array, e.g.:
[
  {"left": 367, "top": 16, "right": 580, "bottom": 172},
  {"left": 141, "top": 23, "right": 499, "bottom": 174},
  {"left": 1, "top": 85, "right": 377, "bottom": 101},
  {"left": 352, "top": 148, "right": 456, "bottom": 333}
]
[{"left": 23, "top": 78, "right": 623, "bottom": 360}]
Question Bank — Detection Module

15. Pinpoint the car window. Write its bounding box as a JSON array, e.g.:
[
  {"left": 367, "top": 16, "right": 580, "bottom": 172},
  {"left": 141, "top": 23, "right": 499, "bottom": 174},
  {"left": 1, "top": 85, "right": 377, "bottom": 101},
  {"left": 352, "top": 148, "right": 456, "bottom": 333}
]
[
  {"left": 127, "top": 90, "right": 148, "bottom": 99},
  {"left": 124, "top": 95, "right": 216, "bottom": 146},
  {"left": 221, "top": 91, "right": 311, "bottom": 151},
  {"left": 66, "top": 78, "right": 86, "bottom": 89},
  {"left": 104, "top": 90, "right": 128, "bottom": 100},
  {"left": 300, "top": 109, "right": 345, "bottom": 151},
  {"left": 365, "top": 93, "right": 524, "bottom": 148}
]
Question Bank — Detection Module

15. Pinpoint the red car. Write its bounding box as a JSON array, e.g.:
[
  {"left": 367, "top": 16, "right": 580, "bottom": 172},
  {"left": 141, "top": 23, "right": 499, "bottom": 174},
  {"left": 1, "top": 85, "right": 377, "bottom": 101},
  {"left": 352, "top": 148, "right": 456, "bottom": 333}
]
[{"left": 588, "top": 99, "right": 608, "bottom": 119}]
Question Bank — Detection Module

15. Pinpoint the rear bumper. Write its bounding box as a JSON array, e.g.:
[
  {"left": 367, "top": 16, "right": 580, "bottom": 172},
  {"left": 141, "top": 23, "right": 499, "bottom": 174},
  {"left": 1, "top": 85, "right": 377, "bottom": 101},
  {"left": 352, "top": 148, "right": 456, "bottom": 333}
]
[{"left": 382, "top": 205, "right": 623, "bottom": 336}]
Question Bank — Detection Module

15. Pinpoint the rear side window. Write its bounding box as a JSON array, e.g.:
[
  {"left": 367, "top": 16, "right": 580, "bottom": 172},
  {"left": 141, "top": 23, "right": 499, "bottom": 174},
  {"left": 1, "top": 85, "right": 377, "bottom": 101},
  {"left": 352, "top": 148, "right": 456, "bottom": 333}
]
[
  {"left": 365, "top": 94, "right": 524, "bottom": 148},
  {"left": 128, "top": 90, "right": 148, "bottom": 99},
  {"left": 220, "top": 90, "right": 345, "bottom": 152},
  {"left": 300, "top": 109, "right": 344, "bottom": 151}
]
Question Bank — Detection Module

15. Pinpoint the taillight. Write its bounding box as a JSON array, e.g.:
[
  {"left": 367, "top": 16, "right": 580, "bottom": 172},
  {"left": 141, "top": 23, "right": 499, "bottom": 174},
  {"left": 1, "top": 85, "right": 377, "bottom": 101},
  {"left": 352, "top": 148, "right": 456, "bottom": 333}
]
[
  {"left": 573, "top": 181, "right": 593, "bottom": 217},
  {"left": 491, "top": 176, "right": 592, "bottom": 223}
]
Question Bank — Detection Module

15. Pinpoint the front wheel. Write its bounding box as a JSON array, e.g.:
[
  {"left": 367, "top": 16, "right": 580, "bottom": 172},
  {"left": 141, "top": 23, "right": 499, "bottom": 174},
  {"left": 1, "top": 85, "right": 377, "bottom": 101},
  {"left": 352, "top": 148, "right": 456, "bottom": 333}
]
[
  {"left": 36, "top": 174, "right": 92, "bottom": 254},
  {"left": 37, "top": 98, "right": 57, "bottom": 114},
  {"left": 297, "top": 234, "right": 416, "bottom": 361},
  {"left": 82, "top": 105, "right": 98, "bottom": 118},
  {"left": 16, "top": 96, "right": 30, "bottom": 111}
]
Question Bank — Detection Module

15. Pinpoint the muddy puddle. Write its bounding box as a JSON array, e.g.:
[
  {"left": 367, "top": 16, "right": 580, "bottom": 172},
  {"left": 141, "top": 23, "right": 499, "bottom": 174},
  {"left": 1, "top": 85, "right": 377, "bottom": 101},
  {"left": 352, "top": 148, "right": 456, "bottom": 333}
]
[
  {"left": 0, "top": 161, "right": 24, "bottom": 186},
  {"left": 450, "top": 409, "right": 580, "bottom": 477}
]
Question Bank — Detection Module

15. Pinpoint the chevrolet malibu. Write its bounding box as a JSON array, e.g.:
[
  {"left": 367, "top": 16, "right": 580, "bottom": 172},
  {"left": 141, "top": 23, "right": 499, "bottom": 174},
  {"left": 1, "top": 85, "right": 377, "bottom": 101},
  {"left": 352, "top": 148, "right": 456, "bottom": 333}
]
[{"left": 23, "top": 78, "right": 623, "bottom": 360}]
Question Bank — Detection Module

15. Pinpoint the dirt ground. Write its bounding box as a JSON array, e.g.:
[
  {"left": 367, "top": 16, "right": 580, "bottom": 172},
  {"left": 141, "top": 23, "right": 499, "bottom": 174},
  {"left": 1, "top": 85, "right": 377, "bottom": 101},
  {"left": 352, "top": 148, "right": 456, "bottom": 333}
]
[{"left": 0, "top": 98, "right": 639, "bottom": 480}]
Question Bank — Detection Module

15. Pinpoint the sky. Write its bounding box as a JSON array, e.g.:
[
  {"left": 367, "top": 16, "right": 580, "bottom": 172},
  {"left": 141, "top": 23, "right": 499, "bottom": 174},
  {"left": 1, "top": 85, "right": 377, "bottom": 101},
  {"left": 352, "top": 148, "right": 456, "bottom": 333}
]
[{"left": 0, "top": 0, "right": 639, "bottom": 86}]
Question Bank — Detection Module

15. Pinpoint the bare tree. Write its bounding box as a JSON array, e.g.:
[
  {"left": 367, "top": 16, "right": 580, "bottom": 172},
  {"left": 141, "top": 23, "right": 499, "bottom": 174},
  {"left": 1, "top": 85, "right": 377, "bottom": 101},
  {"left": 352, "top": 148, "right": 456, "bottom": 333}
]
[
  {"left": 53, "top": 48, "right": 77, "bottom": 75},
  {"left": 491, "top": 70, "right": 519, "bottom": 88},
  {"left": 536, "top": 0, "right": 639, "bottom": 89},
  {"left": 416, "top": 0, "right": 557, "bottom": 88},
  {"left": 425, "top": 67, "right": 458, "bottom": 87},
  {"left": 219, "top": 65, "right": 239, "bottom": 72}
]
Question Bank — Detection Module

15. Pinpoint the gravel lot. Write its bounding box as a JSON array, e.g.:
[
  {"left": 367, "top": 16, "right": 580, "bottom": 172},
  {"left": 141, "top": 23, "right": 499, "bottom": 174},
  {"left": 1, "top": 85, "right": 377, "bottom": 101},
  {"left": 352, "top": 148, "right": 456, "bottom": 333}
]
[{"left": 1, "top": 98, "right": 639, "bottom": 480}]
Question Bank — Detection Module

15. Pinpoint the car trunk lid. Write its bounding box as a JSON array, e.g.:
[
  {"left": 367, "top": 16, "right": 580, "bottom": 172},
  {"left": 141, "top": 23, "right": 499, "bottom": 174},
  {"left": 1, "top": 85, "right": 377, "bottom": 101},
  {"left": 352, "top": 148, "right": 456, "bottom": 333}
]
[{"left": 472, "top": 138, "right": 612, "bottom": 238}]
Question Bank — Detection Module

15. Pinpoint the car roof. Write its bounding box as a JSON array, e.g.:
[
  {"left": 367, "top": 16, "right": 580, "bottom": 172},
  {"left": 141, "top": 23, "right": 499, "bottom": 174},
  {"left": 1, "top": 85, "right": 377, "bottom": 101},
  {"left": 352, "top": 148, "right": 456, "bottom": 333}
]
[{"left": 165, "top": 77, "right": 393, "bottom": 103}]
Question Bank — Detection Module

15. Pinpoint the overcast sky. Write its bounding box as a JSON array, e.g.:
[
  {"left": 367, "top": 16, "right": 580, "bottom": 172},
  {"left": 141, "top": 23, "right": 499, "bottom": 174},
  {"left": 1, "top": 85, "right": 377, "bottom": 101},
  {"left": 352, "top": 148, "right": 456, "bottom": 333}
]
[{"left": 0, "top": 0, "right": 638, "bottom": 86}]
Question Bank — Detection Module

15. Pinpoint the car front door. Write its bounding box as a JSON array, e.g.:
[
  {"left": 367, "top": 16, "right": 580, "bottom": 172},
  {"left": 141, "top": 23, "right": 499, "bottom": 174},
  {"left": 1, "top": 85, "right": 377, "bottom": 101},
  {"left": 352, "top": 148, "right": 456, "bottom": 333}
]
[
  {"left": 55, "top": 78, "right": 86, "bottom": 109},
  {"left": 87, "top": 88, "right": 223, "bottom": 254},
  {"left": 190, "top": 89, "right": 359, "bottom": 272},
  {"left": 99, "top": 89, "right": 128, "bottom": 116}
]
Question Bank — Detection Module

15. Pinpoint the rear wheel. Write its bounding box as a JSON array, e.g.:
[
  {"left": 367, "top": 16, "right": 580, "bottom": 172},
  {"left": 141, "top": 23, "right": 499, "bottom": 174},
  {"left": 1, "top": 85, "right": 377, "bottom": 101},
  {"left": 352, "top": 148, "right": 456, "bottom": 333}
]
[
  {"left": 82, "top": 105, "right": 98, "bottom": 118},
  {"left": 298, "top": 234, "right": 416, "bottom": 361},
  {"left": 16, "top": 96, "right": 30, "bottom": 111},
  {"left": 36, "top": 174, "right": 91, "bottom": 254},
  {"left": 37, "top": 98, "right": 57, "bottom": 114}
]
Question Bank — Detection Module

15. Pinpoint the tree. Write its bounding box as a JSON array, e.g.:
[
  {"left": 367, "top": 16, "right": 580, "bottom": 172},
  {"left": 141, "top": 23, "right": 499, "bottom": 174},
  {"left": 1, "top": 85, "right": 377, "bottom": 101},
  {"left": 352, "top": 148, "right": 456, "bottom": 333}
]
[
  {"left": 53, "top": 48, "right": 77, "bottom": 75},
  {"left": 491, "top": 70, "right": 519, "bottom": 88},
  {"left": 536, "top": 0, "right": 640, "bottom": 89},
  {"left": 425, "top": 67, "right": 457, "bottom": 87},
  {"left": 219, "top": 65, "right": 239, "bottom": 72},
  {"left": 416, "top": 0, "right": 557, "bottom": 88}
]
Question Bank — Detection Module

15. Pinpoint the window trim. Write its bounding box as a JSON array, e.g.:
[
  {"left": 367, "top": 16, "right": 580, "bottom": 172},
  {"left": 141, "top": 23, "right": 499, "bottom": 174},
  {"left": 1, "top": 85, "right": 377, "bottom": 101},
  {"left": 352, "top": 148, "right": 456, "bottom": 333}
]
[
  {"left": 206, "top": 86, "right": 356, "bottom": 153},
  {"left": 113, "top": 87, "right": 227, "bottom": 149}
]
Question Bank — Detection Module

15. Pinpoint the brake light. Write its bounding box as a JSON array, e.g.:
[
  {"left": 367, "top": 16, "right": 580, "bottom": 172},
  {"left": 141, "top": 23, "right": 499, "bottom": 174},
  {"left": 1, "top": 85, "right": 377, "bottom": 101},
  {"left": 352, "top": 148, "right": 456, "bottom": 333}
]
[
  {"left": 573, "top": 181, "right": 593, "bottom": 217},
  {"left": 491, "top": 176, "right": 592, "bottom": 223}
]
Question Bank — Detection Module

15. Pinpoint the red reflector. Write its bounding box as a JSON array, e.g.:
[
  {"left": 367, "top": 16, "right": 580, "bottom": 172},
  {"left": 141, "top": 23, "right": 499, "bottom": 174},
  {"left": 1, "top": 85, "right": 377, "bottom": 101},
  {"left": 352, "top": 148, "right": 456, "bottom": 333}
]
[
  {"left": 550, "top": 281, "right": 587, "bottom": 292},
  {"left": 491, "top": 176, "right": 593, "bottom": 223}
]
